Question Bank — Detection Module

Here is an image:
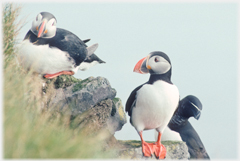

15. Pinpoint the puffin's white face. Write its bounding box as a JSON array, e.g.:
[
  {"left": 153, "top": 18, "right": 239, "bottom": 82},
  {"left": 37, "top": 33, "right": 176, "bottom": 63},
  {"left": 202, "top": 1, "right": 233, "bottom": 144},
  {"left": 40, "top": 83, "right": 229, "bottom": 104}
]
[
  {"left": 31, "top": 13, "right": 57, "bottom": 38},
  {"left": 146, "top": 55, "right": 171, "bottom": 74},
  {"left": 133, "top": 52, "right": 171, "bottom": 74}
]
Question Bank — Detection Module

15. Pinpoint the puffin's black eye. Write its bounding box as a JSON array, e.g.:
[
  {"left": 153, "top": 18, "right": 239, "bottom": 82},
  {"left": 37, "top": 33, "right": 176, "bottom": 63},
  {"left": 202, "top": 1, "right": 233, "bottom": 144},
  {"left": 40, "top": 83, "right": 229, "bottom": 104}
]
[
  {"left": 36, "top": 14, "right": 42, "bottom": 21},
  {"left": 155, "top": 57, "right": 159, "bottom": 62},
  {"left": 52, "top": 21, "right": 56, "bottom": 26}
]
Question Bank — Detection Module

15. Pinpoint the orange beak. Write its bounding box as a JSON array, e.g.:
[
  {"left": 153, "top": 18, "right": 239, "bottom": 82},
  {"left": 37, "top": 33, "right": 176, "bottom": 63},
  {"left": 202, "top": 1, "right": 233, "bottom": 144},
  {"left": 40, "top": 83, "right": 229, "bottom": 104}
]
[
  {"left": 37, "top": 20, "right": 46, "bottom": 38},
  {"left": 133, "top": 57, "right": 148, "bottom": 74}
]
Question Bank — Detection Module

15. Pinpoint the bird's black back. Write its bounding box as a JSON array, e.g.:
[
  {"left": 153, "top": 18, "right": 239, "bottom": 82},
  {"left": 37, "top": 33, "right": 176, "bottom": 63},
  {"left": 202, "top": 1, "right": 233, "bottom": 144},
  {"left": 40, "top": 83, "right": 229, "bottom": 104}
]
[
  {"left": 169, "top": 120, "right": 210, "bottom": 159},
  {"left": 24, "top": 28, "right": 87, "bottom": 66}
]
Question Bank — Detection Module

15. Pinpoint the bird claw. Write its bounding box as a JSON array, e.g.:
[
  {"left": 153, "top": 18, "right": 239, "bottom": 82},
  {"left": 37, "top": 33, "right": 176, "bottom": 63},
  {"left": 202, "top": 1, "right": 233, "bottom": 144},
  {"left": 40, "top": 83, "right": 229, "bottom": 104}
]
[
  {"left": 154, "top": 144, "right": 166, "bottom": 159},
  {"left": 141, "top": 142, "right": 166, "bottom": 159},
  {"left": 142, "top": 142, "right": 155, "bottom": 157}
]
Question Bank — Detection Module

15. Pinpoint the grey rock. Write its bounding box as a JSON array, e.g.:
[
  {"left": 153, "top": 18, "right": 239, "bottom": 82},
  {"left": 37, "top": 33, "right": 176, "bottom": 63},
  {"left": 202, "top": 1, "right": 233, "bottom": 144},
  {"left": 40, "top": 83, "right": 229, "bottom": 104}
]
[
  {"left": 43, "top": 75, "right": 126, "bottom": 135},
  {"left": 71, "top": 99, "right": 113, "bottom": 135},
  {"left": 47, "top": 76, "right": 117, "bottom": 116},
  {"left": 107, "top": 98, "right": 127, "bottom": 134}
]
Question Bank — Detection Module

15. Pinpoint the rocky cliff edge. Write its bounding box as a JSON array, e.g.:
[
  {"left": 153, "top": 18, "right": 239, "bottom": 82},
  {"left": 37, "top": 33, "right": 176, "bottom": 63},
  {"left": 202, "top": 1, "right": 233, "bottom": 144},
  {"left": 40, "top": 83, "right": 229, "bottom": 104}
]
[{"left": 40, "top": 75, "right": 189, "bottom": 159}]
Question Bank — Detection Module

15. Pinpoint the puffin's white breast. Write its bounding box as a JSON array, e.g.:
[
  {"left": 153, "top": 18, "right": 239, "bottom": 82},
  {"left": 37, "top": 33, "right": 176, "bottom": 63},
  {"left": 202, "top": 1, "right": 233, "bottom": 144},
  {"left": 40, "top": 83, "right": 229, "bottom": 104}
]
[
  {"left": 17, "top": 40, "right": 76, "bottom": 74},
  {"left": 131, "top": 80, "right": 179, "bottom": 132}
]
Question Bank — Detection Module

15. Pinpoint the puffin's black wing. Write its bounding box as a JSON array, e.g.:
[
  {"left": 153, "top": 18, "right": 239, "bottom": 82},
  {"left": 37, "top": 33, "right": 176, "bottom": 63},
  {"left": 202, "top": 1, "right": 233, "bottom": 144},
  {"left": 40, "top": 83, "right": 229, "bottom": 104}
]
[
  {"left": 172, "top": 121, "right": 210, "bottom": 159},
  {"left": 125, "top": 83, "right": 146, "bottom": 117},
  {"left": 81, "top": 39, "right": 105, "bottom": 64},
  {"left": 84, "top": 53, "right": 105, "bottom": 63},
  {"left": 83, "top": 39, "right": 91, "bottom": 43},
  {"left": 49, "top": 28, "right": 87, "bottom": 66},
  {"left": 23, "top": 30, "right": 33, "bottom": 40}
]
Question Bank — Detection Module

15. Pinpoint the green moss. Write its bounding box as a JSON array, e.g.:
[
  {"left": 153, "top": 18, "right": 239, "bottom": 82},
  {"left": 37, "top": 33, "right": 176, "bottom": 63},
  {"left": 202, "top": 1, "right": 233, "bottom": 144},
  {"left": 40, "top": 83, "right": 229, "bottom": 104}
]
[
  {"left": 112, "top": 98, "right": 120, "bottom": 104},
  {"left": 162, "top": 140, "right": 182, "bottom": 146},
  {"left": 72, "top": 78, "right": 90, "bottom": 93},
  {"left": 43, "top": 75, "right": 80, "bottom": 90},
  {"left": 54, "top": 75, "right": 79, "bottom": 89},
  {"left": 118, "top": 140, "right": 143, "bottom": 148}
]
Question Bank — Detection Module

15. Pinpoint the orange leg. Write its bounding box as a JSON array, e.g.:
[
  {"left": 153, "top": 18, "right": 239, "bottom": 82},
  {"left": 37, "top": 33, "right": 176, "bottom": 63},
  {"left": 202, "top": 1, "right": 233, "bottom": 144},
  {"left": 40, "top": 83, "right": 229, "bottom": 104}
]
[
  {"left": 44, "top": 71, "right": 74, "bottom": 79},
  {"left": 154, "top": 132, "right": 166, "bottom": 159},
  {"left": 139, "top": 131, "right": 155, "bottom": 157}
]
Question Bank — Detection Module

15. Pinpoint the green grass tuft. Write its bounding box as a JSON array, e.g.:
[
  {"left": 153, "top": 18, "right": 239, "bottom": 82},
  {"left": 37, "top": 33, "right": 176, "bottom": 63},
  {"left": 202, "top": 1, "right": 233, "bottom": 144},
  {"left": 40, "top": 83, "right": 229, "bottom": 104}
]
[{"left": 3, "top": 3, "right": 21, "bottom": 67}]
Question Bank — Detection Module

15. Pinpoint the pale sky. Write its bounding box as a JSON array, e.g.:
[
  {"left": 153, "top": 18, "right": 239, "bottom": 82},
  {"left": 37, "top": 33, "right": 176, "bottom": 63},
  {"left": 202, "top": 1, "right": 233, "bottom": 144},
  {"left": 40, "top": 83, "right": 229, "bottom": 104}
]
[{"left": 12, "top": 1, "right": 239, "bottom": 159}]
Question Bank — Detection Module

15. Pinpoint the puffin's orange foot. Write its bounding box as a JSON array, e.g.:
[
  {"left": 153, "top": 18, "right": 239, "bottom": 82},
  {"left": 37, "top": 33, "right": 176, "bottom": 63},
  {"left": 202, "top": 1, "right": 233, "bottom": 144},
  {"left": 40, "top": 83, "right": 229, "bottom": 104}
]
[
  {"left": 44, "top": 71, "right": 74, "bottom": 79},
  {"left": 142, "top": 141, "right": 155, "bottom": 157},
  {"left": 154, "top": 143, "right": 166, "bottom": 159}
]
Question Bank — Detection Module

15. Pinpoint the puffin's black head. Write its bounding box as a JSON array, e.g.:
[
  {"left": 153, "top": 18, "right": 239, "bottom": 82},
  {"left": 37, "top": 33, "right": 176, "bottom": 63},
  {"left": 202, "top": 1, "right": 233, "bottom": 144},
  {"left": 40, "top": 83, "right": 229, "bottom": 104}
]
[
  {"left": 133, "top": 51, "right": 172, "bottom": 76},
  {"left": 31, "top": 12, "right": 57, "bottom": 38},
  {"left": 178, "top": 95, "right": 202, "bottom": 120}
]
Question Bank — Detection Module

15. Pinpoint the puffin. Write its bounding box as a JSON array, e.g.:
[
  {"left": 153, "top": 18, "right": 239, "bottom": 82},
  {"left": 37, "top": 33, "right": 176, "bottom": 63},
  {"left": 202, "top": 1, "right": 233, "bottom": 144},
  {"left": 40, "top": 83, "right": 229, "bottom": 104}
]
[
  {"left": 125, "top": 51, "right": 179, "bottom": 159},
  {"left": 18, "top": 12, "right": 105, "bottom": 79},
  {"left": 167, "top": 95, "right": 210, "bottom": 159}
]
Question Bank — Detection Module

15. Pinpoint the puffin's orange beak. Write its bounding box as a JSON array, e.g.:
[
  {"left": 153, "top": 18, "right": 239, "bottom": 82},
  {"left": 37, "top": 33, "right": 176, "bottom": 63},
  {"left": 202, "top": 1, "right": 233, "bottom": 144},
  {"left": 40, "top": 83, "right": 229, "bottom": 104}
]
[
  {"left": 133, "top": 57, "right": 148, "bottom": 74},
  {"left": 37, "top": 20, "right": 46, "bottom": 38}
]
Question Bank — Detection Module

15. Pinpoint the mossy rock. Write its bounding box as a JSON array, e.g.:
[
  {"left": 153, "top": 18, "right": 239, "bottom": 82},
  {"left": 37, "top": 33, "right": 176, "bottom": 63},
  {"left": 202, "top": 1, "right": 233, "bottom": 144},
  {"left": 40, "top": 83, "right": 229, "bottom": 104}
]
[
  {"left": 117, "top": 140, "right": 184, "bottom": 148},
  {"left": 72, "top": 77, "right": 94, "bottom": 92},
  {"left": 55, "top": 75, "right": 79, "bottom": 88},
  {"left": 43, "top": 75, "right": 80, "bottom": 89},
  {"left": 116, "top": 140, "right": 189, "bottom": 160},
  {"left": 118, "top": 140, "right": 142, "bottom": 148},
  {"left": 112, "top": 97, "right": 120, "bottom": 104}
]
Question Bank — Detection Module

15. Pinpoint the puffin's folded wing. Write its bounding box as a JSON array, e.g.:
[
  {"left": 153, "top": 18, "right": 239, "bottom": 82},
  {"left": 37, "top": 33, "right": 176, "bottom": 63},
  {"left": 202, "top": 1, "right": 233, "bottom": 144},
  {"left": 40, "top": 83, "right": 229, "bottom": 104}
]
[{"left": 125, "top": 83, "right": 146, "bottom": 117}]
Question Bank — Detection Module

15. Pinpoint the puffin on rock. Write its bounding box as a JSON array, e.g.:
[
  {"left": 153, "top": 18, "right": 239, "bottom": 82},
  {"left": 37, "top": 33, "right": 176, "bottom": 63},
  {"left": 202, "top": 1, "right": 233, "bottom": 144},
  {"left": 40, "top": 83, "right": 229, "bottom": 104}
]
[
  {"left": 125, "top": 51, "right": 179, "bottom": 159},
  {"left": 18, "top": 12, "right": 105, "bottom": 79}
]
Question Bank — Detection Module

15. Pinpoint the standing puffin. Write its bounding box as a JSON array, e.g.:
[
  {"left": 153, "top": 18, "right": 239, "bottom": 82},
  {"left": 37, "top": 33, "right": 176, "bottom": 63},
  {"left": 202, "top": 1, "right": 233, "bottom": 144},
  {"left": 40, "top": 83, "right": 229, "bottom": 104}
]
[
  {"left": 167, "top": 95, "right": 210, "bottom": 159},
  {"left": 125, "top": 51, "right": 179, "bottom": 159},
  {"left": 18, "top": 12, "right": 105, "bottom": 79}
]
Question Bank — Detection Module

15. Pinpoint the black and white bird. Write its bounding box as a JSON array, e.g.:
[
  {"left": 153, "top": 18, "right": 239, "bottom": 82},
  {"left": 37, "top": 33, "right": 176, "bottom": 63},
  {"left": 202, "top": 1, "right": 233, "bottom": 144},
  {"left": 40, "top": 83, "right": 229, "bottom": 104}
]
[
  {"left": 125, "top": 51, "right": 179, "bottom": 159},
  {"left": 18, "top": 12, "right": 105, "bottom": 79},
  {"left": 155, "top": 95, "right": 202, "bottom": 142},
  {"left": 164, "top": 95, "right": 210, "bottom": 159}
]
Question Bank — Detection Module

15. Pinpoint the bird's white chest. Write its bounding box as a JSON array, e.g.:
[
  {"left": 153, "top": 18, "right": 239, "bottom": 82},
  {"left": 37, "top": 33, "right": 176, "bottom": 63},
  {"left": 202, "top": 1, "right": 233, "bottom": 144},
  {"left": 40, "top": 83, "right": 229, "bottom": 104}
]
[
  {"left": 132, "top": 80, "right": 179, "bottom": 131},
  {"left": 17, "top": 40, "right": 75, "bottom": 74}
]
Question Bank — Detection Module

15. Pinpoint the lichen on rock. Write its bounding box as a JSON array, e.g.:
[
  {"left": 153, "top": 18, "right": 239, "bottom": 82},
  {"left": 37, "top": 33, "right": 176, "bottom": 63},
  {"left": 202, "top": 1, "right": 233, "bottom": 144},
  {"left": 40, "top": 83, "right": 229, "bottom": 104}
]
[{"left": 107, "top": 98, "right": 127, "bottom": 134}]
